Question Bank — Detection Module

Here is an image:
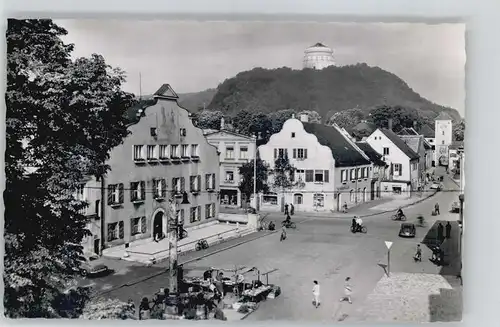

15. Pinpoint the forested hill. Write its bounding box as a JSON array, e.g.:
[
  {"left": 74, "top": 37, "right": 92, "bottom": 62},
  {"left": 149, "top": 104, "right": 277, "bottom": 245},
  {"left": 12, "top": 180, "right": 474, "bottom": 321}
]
[{"left": 206, "top": 64, "right": 461, "bottom": 122}]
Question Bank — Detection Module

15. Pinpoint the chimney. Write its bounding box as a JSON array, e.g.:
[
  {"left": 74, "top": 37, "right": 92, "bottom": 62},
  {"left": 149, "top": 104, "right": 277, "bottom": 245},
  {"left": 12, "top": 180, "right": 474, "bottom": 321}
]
[
  {"left": 300, "top": 114, "right": 309, "bottom": 123},
  {"left": 413, "top": 120, "right": 417, "bottom": 130},
  {"left": 388, "top": 118, "right": 393, "bottom": 131},
  {"left": 220, "top": 117, "right": 225, "bottom": 130}
]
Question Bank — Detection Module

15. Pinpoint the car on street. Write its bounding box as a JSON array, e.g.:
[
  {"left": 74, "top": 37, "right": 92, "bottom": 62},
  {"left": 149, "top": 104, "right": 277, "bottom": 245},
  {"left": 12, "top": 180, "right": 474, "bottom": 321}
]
[
  {"left": 451, "top": 201, "right": 460, "bottom": 213},
  {"left": 77, "top": 253, "right": 111, "bottom": 278},
  {"left": 430, "top": 182, "right": 443, "bottom": 191},
  {"left": 399, "top": 223, "right": 416, "bottom": 238}
]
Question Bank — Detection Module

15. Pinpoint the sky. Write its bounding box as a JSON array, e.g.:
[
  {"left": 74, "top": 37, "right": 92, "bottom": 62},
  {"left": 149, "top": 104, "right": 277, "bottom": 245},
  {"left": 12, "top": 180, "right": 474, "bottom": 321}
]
[{"left": 57, "top": 20, "right": 466, "bottom": 115}]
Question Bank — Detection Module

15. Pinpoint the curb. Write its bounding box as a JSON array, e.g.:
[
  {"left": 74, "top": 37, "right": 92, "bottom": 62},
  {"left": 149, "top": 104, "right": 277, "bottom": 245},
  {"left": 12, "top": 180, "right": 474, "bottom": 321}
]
[{"left": 97, "top": 230, "right": 275, "bottom": 296}]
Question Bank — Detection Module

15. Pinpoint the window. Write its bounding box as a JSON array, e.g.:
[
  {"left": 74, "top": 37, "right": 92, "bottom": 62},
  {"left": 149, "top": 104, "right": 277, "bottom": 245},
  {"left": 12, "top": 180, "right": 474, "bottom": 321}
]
[
  {"left": 314, "top": 170, "right": 324, "bottom": 183},
  {"left": 172, "top": 177, "right": 185, "bottom": 193},
  {"left": 107, "top": 221, "right": 124, "bottom": 241},
  {"left": 293, "top": 148, "right": 308, "bottom": 159},
  {"left": 278, "top": 148, "right": 287, "bottom": 158},
  {"left": 291, "top": 132, "right": 296, "bottom": 138},
  {"left": 350, "top": 169, "right": 356, "bottom": 180},
  {"left": 225, "top": 146, "right": 234, "bottom": 159},
  {"left": 131, "top": 217, "right": 146, "bottom": 236},
  {"left": 181, "top": 145, "right": 190, "bottom": 157},
  {"left": 205, "top": 173, "right": 216, "bottom": 190},
  {"left": 107, "top": 183, "right": 124, "bottom": 205},
  {"left": 441, "top": 140, "right": 445, "bottom": 145},
  {"left": 190, "top": 175, "right": 201, "bottom": 192},
  {"left": 305, "top": 170, "right": 314, "bottom": 182},
  {"left": 341, "top": 169, "right": 348, "bottom": 182},
  {"left": 171, "top": 145, "right": 180, "bottom": 158},
  {"left": 150, "top": 127, "right": 157, "bottom": 137},
  {"left": 147, "top": 145, "right": 158, "bottom": 160},
  {"left": 442, "top": 131, "right": 445, "bottom": 136},
  {"left": 356, "top": 168, "right": 361, "bottom": 179},
  {"left": 205, "top": 203, "right": 215, "bottom": 219},
  {"left": 294, "top": 193, "right": 303, "bottom": 205},
  {"left": 153, "top": 179, "right": 167, "bottom": 199},
  {"left": 239, "top": 146, "right": 248, "bottom": 159},
  {"left": 393, "top": 163, "right": 402, "bottom": 176},
  {"left": 313, "top": 194, "right": 325, "bottom": 208},
  {"left": 190, "top": 206, "right": 201, "bottom": 223},
  {"left": 95, "top": 200, "right": 100, "bottom": 217},
  {"left": 130, "top": 181, "right": 146, "bottom": 202},
  {"left": 191, "top": 144, "right": 199, "bottom": 157},
  {"left": 133, "top": 145, "right": 145, "bottom": 161},
  {"left": 225, "top": 171, "right": 234, "bottom": 183},
  {"left": 180, "top": 128, "right": 187, "bottom": 137},
  {"left": 159, "top": 145, "right": 169, "bottom": 160},
  {"left": 75, "top": 184, "right": 86, "bottom": 201},
  {"left": 383, "top": 147, "right": 389, "bottom": 155},
  {"left": 176, "top": 209, "right": 185, "bottom": 224},
  {"left": 295, "top": 169, "right": 305, "bottom": 181}
]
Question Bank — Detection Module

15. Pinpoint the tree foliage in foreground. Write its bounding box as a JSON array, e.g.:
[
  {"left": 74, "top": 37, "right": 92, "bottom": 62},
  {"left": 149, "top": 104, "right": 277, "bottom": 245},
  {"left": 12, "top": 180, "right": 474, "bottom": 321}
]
[
  {"left": 4, "top": 19, "right": 135, "bottom": 318},
  {"left": 238, "top": 155, "right": 270, "bottom": 201}
]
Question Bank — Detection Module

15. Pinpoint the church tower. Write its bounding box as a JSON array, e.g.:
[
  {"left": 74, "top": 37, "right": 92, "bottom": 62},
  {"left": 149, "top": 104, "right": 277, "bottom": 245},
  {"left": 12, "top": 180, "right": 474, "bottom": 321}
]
[{"left": 434, "top": 112, "right": 453, "bottom": 166}]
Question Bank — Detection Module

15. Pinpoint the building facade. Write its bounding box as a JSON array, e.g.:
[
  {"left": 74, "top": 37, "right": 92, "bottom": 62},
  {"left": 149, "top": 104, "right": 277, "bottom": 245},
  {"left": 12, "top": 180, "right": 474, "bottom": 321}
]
[
  {"left": 398, "top": 134, "right": 427, "bottom": 185},
  {"left": 102, "top": 84, "right": 220, "bottom": 249},
  {"left": 258, "top": 115, "right": 372, "bottom": 212},
  {"left": 77, "top": 176, "right": 103, "bottom": 255},
  {"left": 204, "top": 123, "right": 257, "bottom": 208},
  {"left": 434, "top": 112, "right": 453, "bottom": 166},
  {"left": 303, "top": 42, "right": 336, "bottom": 70},
  {"left": 356, "top": 142, "right": 388, "bottom": 200},
  {"left": 366, "top": 128, "right": 420, "bottom": 195}
]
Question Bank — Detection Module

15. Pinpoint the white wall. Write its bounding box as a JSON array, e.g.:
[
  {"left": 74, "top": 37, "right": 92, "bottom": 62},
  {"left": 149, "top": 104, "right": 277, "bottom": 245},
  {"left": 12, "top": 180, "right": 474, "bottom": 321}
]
[
  {"left": 258, "top": 118, "right": 336, "bottom": 212},
  {"left": 435, "top": 120, "right": 453, "bottom": 146},
  {"left": 366, "top": 129, "right": 413, "bottom": 182}
]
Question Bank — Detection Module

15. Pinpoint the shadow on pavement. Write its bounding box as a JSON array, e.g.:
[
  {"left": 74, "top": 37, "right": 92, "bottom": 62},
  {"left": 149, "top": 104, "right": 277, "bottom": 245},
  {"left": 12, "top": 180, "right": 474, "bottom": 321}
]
[
  {"left": 428, "top": 275, "right": 463, "bottom": 322},
  {"left": 421, "top": 220, "right": 461, "bottom": 277}
]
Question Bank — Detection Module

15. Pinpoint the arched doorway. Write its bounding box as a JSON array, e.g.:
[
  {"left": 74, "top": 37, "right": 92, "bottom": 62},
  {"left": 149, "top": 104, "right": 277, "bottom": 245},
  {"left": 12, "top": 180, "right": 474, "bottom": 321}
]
[{"left": 153, "top": 210, "right": 164, "bottom": 240}]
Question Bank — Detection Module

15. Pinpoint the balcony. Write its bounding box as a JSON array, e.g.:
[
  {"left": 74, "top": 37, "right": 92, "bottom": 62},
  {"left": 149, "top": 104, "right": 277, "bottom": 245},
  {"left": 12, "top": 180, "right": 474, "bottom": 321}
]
[
  {"left": 181, "top": 155, "right": 191, "bottom": 162},
  {"left": 159, "top": 156, "right": 170, "bottom": 163},
  {"left": 171, "top": 156, "right": 181, "bottom": 163},
  {"left": 133, "top": 158, "right": 146, "bottom": 165},
  {"left": 191, "top": 155, "right": 200, "bottom": 162}
]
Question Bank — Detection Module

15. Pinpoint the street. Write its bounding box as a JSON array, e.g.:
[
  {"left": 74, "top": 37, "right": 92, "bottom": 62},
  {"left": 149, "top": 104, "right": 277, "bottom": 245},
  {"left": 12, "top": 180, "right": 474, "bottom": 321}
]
[{"left": 87, "top": 171, "right": 462, "bottom": 322}]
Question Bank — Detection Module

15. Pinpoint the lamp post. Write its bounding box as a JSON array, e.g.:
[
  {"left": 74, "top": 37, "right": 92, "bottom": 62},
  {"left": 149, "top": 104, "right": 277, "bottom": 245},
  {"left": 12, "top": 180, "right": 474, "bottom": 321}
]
[{"left": 168, "top": 191, "right": 190, "bottom": 294}]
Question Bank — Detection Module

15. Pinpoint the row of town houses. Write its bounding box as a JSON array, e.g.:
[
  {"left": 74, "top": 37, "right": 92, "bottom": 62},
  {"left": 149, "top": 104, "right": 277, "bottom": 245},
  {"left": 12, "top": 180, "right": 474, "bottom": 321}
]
[{"left": 77, "top": 84, "right": 462, "bottom": 255}]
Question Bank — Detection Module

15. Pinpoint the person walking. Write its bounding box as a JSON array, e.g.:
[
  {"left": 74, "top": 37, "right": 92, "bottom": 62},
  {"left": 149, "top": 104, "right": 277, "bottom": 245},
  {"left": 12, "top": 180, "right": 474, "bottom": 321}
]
[
  {"left": 434, "top": 203, "right": 440, "bottom": 215},
  {"left": 340, "top": 277, "right": 352, "bottom": 304},
  {"left": 290, "top": 203, "right": 295, "bottom": 215},
  {"left": 437, "top": 222, "right": 444, "bottom": 242},
  {"left": 280, "top": 224, "right": 287, "bottom": 241},
  {"left": 312, "top": 280, "right": 321, "bottom": 308},
  {"left": 284, "top": 203, "right": 289, "bottom": 215},
  {"left": 445, "top": 221, "right": 452, "bottom": 239},
  {"left": 343, "top": 202, "right": 348, "bottom": 213}
]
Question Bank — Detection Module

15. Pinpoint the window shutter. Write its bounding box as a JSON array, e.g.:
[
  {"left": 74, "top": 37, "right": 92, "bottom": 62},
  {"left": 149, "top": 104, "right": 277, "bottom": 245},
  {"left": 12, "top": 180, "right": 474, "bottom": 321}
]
[
  {"left": 197, "top": 175, "right": 201, "bottom": 191},
  {"left": 141, "top": 216, "right": 147, "bottom": 233},
  {"left": 189, "top": 176, "right": 194, "bottom": 191},
  {"left": 290, "top": 170, "right": 295, "bottom": 182},
  {"left": 399, "top": 164, "right": 403, "bottom": 176},
  {"left": 140, "top": 181, "right": 146, "bottom": 199},
  {"left": 107, "top": 224, "right": 113, "bottom": 241},
  {"left": 180, "top": 177, "right": 185, "bottom": 192},
  {"left": 130, "top": 182, "right": 135, "bottom": 201},
  {"left": 161, "top": 179, "right": 167, "bottom": 197},
  {"left": 130, "top": 218, "right": 134, "bottom": 236},
  {"left": 274, "top": 148, "right": 277, "bottom": 159},
  {"left": 172, "top": 178, "right": 177, "bottom": 192},
  {"left": 118, "top": 221, "right": 124, "bottom": 239},
  {"left": 205, "top": 174, "right": 210, "bottom": 190},
  {"left": 107, "top": 185, "right": 113, "bottom": 205},
  {"left": 305, "top": 170, "right": 313, "bottom": 182},
  {"left": 304, "top": 149, "right": 308, "bottom": 159},
  {"left": 197, "top": 206, "right": 201, "bottom": 220},
  {"left": 324, "top": 170, "right": 329, "bottom": 183},
  {"left": 293, "top": 149, "right": 297, "bottom": 158},
  {"left": 390, "top": 163, "right": 394, "bottom": 176},
  {"left": 119, "top": 183, "right": 124, "bottom": 203},
  {"left": 285, "top": 149, "right": 288, "bottom": 158},
  {"left": 212, "top": 174, "right": 216, "bottom": 188}
]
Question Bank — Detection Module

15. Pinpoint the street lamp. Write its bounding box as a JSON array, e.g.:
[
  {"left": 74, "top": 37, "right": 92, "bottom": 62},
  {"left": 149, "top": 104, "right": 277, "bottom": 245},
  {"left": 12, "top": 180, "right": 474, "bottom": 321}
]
[{"left": 168, "top": 191, "right": 190, "bottom": 295}]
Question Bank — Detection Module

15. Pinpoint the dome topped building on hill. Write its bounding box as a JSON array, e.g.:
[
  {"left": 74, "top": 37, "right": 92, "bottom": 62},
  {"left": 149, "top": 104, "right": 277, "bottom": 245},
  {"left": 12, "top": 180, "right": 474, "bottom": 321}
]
[{"left": 303, "top": 42, "right": 336, "bottom": 70}]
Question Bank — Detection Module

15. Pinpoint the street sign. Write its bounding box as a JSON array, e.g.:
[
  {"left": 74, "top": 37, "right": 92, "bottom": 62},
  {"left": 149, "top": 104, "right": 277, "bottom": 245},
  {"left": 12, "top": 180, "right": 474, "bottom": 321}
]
[{"left": 385, "top": 241, "right": 393, "bottom": 250}]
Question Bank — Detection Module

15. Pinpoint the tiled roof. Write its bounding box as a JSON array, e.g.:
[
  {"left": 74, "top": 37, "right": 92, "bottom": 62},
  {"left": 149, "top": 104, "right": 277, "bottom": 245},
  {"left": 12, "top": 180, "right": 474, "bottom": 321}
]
[
  {"left": 302, "top": 123, "right": 371, "bottom": 167},
  {"left": 356, "top": 142, "right": 387, "bottom": 166},
  {"left": 419, "top": 124, "right": 435, "bottom": 138},
  {"left": 399, "top": 127, "right": 419, "bottom": 136},
  {"left": 380, "top": 128, "right": 420, "bottom": 160},
  {"left": 435, "top": 111, "right": 453, "bottom": 121},
  {"left": 398, "top": 135, "right": 423, "bottom": 154}
]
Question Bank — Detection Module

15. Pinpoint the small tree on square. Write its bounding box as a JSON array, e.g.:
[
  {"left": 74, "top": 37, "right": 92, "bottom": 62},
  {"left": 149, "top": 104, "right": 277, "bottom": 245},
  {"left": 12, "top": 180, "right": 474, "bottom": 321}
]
[{"left": 272, "top": 152, "right": 298, "bottom": 211}]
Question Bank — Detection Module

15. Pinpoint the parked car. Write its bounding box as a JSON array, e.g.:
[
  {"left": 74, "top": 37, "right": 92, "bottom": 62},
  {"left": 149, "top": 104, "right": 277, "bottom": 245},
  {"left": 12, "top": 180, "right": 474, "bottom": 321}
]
[
  {"left": 451, "top": 201, "right": 460, "bottom": 213},
  {"left": 77, "top": 253, "right": 110, "bottom": 277},
  {"left": 399, "top": 223, "right": 416, "bottom": 238},
  {"left": 430, "top": 182, "right": 442, "bottom": 191}
]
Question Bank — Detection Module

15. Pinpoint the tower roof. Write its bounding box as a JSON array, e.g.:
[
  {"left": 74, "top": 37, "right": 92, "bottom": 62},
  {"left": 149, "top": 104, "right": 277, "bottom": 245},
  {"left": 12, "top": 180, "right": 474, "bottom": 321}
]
[
  {"left": 311, "top": 42, "right": 327, "bottom": 48},
  {"left": 435, "top": 111, "right": 453, "bottom": 121}
]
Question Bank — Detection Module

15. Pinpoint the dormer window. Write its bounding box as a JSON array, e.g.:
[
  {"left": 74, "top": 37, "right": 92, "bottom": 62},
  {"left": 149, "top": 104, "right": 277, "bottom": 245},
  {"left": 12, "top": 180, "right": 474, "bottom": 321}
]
[
  {"left": 180, "top": 128, "right": 187, "bottom": 137},
  {"left": 291, "top": 132, "right": 296, "bottom": 138},
  {"left": 150, "top": 128, "right": 157, "bottom": 137}
]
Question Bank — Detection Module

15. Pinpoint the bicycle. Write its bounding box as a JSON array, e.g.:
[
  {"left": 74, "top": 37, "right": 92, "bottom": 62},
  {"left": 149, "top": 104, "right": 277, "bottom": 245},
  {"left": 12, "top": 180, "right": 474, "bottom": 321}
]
[
  {"left": 391, "top": 214, "right": 407, "bottom": 221},
  {"left": 281, "top": 220, "right": 297, "bottom": 229},
  {"left": 195, "top": 239, "right": 209, "bottom": 251},
  {"left": 350, "top": 225, "right": 367, "bottom": 234}
]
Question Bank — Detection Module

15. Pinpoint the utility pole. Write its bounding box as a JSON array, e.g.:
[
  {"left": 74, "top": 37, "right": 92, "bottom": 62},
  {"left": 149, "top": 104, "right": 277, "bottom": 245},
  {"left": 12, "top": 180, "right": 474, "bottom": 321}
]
[
  {"left": 139, "top": 72, "right": 142, "bottom": 100},
  {"left": 253, "top": 134, "right": 258, "bottom": 211},
  {"left": 168, "top": 192, "right": 190, "bottom": 294}
]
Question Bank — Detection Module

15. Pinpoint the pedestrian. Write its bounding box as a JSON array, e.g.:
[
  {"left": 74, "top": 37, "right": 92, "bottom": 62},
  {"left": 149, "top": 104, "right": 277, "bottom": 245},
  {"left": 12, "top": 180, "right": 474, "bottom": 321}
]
[
  {"left": 290, "top": 203, "right": 295, "bottom": 215},
  {"left": 434, "top": 203, "right": 440, "bottom": 215},
  {"left": 340, "top": 277, "right": 352, "bottom": 304},
  {"left": 312, "top": 280, "right": 320, "bottom": 308},
  {"left": 139, "top": 297, "right": 151, "bottom": 320},
  {"left": 284, "top": 203, "right": 289, "bottom": 215},
  {"left": 446, "top": 221, "right": 452, "bottom": 239},
  {"left": 280, "top": 225, "right": 287, "bottom": 241},
  {"left": 343, "top": 202, "right": 348, "bottom": 213},
  {"left": 437, "top": 222, "right": 444, "bottom": 241}
]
